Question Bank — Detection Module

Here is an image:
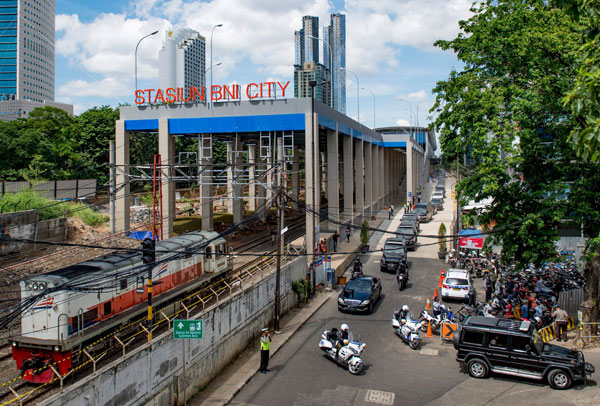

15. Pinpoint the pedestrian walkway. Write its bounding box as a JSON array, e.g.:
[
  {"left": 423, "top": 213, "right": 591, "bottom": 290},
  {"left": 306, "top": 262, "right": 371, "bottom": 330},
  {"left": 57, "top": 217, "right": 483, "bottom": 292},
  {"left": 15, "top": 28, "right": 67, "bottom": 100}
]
[{"left": 191, "top": 199, "right": 404, "bottom": 406}]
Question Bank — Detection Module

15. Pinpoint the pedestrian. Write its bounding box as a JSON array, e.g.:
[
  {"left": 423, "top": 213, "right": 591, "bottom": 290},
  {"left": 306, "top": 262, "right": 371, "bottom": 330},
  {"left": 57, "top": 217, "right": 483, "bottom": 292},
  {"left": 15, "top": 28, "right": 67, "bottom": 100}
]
[
  {"left": 332, "top": 231, "right": 339, "bottom": 252},
  {"left": 390, "top": 204, "right": 394, "bottom": 216},
  {"left": 388, "top": 206, "right": 392, "bottom": 220},
  {"left": 417, "top": 193, "right": 421, "bottom": 203},
  {"left": 320, "top": 239, "right": 327, "bottom": 254},
  {"left": 259, "top": 327, "right": 271, "bottom": 373},
  {"left": 468, "top": 284, "right": 476, "bottom": 306},
  {"left": 346, "top": 225, "right": 351, "bottom": 242},
  {"left": 552, "top": 305, "right": 568, "bottom": 342},
  {"left": 484, "top": 274, "right": 492, "bottom": 303},
  {"left": 404, "top": 203, "right": 408, "bottom": 214}
]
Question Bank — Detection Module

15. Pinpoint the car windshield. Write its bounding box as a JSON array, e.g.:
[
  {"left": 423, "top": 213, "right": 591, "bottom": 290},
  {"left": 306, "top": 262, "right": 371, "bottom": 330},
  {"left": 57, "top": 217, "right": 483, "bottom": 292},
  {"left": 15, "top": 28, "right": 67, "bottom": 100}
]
[
  {"left": 432, "top": 198, "right": 442, "bottom": 204},
  {"left": 446, "top": 277, "right": 468, "bottom": 286},
  {"left": 414, "top": 207, "right": 427, "bottom": 215},
  {"left": 345, "top": 279, "right": 372, "bottom": 293},
  {"left": 384, "top": 243, "right": 405, "bottom": 253},
  {"left": 402, "top": 218, "right": 416, "bottom": 224},
  {"left": 397, "top": 227, "right": 413, "bottom": 235}
]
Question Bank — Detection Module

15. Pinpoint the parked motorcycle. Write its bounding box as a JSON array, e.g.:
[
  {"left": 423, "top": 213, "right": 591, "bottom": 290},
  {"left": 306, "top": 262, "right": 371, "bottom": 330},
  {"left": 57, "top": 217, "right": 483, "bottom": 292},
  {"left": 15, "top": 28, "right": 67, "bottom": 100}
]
[
  {"left": 318, "top": 330, "right": 366, "bottom": 375},
  {"left": 420, "top": 310, "right": 441, "bottom": 332},
  {"left": 392, "top": 312, "right": 425, "bottom": 350}
]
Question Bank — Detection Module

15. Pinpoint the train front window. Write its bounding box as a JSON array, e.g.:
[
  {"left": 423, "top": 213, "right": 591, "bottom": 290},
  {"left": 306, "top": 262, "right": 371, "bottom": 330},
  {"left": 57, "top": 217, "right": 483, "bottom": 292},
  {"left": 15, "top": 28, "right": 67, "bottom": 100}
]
[{"left": 206, "top": 246, "right": 212, "bottom": 259}]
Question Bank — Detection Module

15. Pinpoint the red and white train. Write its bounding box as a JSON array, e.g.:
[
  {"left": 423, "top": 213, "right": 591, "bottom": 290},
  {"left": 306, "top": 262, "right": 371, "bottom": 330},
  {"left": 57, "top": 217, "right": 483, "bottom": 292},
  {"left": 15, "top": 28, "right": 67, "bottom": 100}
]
[{"left": 11, "top": 231, "right": 231, "bottom": 383}]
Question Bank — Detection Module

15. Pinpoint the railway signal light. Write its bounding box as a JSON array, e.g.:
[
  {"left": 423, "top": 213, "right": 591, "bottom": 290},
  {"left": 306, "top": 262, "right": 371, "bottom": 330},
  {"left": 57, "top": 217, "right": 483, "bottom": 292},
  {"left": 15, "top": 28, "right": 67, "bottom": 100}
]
[{"left": 141, "top": 238, "right": 156, "bottom": 264}]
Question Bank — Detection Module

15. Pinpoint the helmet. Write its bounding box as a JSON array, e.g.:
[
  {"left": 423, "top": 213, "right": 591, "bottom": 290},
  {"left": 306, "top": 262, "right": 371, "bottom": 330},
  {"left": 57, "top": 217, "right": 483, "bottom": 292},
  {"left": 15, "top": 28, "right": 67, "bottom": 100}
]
[
  {"left": 402, "top": 305, "right": 409, "bottom": 312},
  {"left": 341, "top": 323, "right": 349, "bottom": 332}
]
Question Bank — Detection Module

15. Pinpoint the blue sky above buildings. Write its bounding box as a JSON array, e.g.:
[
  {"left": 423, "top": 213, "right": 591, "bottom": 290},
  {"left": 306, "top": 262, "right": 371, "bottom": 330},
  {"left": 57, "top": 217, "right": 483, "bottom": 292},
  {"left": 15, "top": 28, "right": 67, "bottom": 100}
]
[{"left": 54, "top": 0, "right": 470, "bottom": 132}]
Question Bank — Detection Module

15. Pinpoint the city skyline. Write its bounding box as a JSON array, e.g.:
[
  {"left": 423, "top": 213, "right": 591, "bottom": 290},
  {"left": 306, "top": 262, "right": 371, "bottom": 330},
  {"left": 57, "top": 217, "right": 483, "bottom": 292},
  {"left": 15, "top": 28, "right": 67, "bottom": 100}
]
[{"left": 54, "top": 0, "right": 473, "bottom": 132}]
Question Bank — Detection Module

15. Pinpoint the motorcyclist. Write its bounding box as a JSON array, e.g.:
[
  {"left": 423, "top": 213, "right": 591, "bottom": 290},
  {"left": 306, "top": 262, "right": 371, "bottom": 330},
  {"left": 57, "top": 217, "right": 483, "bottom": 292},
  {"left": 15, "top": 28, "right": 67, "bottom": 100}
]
[
  {"left": 432, "top": 296, "right": 442, "bottom": 317},
  {"left": 353, "top": 257, "right": 362, "bottom": 273},
  {"left": 336, "top": 323, "right": 351, "bottom": 358},
  {"left": 397, "top": 305, "right": 414, "bottom": 322}
]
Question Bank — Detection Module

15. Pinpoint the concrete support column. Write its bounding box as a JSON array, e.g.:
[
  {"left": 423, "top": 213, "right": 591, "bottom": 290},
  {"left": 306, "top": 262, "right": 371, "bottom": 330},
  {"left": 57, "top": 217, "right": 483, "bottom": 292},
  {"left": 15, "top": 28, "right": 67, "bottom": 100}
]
[
  {"left": 378, "top": 146, "right": 384, "bottom": 208},
  {"left": 232, "top": 138, "right": 243, "bottom": 224},
  {"left": 364, "top": 142, "right": 373, "bottom": 217},
  {"left": 305, "top": 112, "right": 320, "bottom": 255},
  {"left": 158, "top": 118, "right": 175, "bottom": 239},
  {"left": 115, "top": 120, "right": 130, "bottom": 233},
  {"left": 326, "top": 127, "right": 339, "bottom": 232},
  {"left": 257, "top": 153, "right": 268, "bottom": 222},
  {"left": 247, "top": 144, "right": 257, "bottom": 212},
  {"left": 406, "top": 142, "right": 414, "bottom": 203},
  {"left": 343, "top": 133, "right": 354, "bottom": 222},
  {"left": 291, "top": 145, "right": 300, "bottom": 209},
  {"left": 201, "top": 136, "right": 213, "bottom": 230},
  {"left": 354, "top": 135, "right": 364, "bottom": 221}
]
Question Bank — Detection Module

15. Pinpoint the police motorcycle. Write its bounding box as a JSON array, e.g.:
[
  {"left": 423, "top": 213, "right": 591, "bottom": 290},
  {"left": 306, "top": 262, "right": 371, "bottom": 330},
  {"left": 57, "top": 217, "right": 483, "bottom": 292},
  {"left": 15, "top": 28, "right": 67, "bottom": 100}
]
[
  {"left": 351, "top": 257, "right": 364, "bottom": 279},
  {"left": 318, "top": 325, "right": 366, "bottom": 375},
  {"left": 392, "top": 306, "right": 425, "bottom": 350}
]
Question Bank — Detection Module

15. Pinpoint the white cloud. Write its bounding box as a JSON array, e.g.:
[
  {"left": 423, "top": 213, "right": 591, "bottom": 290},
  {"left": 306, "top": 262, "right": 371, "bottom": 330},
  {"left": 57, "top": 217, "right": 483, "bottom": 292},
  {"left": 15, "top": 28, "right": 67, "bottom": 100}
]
[
  {"left": 58, "top": 78, "right": 130, "bottom": 98},
  {"left": 396, "top": 118, "right": 410, "bottom": 126},
  {"left": 398, "top": 89, "right": 428, "bottom": 103}
]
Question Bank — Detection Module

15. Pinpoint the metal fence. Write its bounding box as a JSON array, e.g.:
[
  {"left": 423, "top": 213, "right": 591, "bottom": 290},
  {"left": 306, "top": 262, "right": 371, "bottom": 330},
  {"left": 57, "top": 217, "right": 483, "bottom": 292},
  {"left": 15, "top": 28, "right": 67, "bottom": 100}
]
[
  {"left": 558, "top": 288, "right": 585, "bottom": 318},
  {"left": 0, "top": 179, "right": 97, "bottom": 200}
]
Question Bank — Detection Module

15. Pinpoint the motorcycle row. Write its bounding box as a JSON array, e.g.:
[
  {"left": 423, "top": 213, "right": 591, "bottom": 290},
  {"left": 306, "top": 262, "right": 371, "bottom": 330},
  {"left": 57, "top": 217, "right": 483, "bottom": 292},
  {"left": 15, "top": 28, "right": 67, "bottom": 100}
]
[{"left": 446, "top": 249, "right": 584, "bottom": 330}]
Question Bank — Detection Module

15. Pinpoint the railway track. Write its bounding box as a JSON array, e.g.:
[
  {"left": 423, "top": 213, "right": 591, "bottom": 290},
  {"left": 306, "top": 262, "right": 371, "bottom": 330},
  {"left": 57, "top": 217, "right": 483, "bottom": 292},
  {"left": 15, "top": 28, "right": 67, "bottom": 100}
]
[{"left": 0, "top": 223, "right": 298, "bottom": 406}]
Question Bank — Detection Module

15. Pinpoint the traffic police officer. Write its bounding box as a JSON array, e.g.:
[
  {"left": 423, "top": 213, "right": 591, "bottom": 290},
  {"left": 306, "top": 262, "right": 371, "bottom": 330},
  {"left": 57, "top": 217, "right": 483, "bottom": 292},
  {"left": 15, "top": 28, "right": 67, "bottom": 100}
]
[{"left": 259, "top": 327, "right": 271, "bottom": 373}]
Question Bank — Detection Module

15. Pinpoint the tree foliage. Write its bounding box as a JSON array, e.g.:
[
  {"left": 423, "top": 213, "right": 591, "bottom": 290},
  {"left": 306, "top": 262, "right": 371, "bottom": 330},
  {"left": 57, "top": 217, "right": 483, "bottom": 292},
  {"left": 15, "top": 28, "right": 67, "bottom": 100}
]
[{"left": 431, "top": 0, "right": 600, "bottom": 266}]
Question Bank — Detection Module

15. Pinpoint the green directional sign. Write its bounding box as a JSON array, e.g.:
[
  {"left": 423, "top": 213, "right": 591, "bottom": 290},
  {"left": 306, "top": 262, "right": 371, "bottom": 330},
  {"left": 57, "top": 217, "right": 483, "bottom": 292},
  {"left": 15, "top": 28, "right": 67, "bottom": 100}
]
[{"left": 173, "top": 319, "right": 203, "bottom": 339}]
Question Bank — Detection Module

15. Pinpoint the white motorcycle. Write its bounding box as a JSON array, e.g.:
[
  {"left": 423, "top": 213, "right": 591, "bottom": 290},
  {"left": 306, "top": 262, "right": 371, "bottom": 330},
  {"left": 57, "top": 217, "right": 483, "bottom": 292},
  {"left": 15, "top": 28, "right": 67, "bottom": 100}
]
[
  {"left": 392, "top": 313, "right": 424, "bottom": 350},
  {"left": 419, "top": 310, "right": 442, "bottom": 333},
  {"left": 318, "top": 329, "right": 366, "bottom": 375}
]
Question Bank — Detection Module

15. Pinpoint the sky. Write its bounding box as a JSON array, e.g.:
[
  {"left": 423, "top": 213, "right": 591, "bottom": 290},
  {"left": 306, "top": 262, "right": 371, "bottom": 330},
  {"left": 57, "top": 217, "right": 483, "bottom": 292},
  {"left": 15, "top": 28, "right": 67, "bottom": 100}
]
[{"left": 54, "top": 0, "right": 472, "bottom": 130}]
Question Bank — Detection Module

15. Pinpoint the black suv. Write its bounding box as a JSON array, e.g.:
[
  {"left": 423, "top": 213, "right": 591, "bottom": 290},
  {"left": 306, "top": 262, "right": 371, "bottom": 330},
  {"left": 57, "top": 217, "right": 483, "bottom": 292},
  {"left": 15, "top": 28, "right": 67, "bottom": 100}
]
[
  {"left": 453, "top": 316, "right": 594, "bottom": 389},
  {"left": 395, "top": 225, "right": 417, "bottom": 249},
  {"left": 380, "top": 238, "right": 407, "bottom": 273}
]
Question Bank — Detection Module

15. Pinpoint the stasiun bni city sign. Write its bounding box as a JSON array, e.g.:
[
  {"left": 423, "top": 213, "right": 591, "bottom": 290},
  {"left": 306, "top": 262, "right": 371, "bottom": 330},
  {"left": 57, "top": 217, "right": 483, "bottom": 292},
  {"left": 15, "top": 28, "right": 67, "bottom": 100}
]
[{"left": 134, "top": 81, "right": 290, "bottom": 105}]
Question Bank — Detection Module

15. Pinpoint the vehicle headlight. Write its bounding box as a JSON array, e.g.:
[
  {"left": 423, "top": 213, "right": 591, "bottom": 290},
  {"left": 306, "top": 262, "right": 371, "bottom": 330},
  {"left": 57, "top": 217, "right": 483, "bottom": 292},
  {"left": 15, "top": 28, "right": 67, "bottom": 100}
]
[
  {"left": 338, "top": 297, "right": 344, "bottom": 304},
  {"left": 362, "top": 300, "right": 370, "bottom": 305},
  {"left": 32, "top": 282, "right": 38, "bottom": 290}
]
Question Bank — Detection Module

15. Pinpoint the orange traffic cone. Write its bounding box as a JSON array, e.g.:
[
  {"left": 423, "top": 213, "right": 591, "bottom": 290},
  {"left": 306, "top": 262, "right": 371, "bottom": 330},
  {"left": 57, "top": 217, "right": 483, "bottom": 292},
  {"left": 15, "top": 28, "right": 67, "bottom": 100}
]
[
  {"left": 426, "top": 320, "right": 433, "bottom": 337},
  {"left": 425, "top": 296, "right": 432, "bottom": 310},
  {"left": 439, "top": 270, "right": 445, "bottom": 288},
  {"left": 433, "top": 287, "right": 438, "bottom": 300}
]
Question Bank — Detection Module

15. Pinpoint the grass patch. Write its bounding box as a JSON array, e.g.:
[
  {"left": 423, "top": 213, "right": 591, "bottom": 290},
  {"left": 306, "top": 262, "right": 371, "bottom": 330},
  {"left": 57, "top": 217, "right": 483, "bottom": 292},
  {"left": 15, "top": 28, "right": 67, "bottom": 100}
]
[{"left": 173, "top": 214, "right": 234, "bottom": 234}]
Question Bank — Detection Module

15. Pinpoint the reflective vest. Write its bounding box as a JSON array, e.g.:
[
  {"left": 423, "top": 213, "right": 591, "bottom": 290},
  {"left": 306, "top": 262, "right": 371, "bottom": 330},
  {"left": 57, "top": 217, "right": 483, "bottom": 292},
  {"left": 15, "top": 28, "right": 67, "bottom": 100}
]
[{"left": 261, "top": 336, "right": 270, "bottom": 351}]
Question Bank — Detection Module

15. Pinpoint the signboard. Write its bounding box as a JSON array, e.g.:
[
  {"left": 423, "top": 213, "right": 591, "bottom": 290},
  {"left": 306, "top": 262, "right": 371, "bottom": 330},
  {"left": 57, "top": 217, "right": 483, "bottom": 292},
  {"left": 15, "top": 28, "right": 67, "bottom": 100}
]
[
  {"left": 173, "top": 319, "right": 203, "bottom": 339},
  {"left": 408, "top": 192, "right": 412, "bottom": 197},
  {"left": 459, "top": 237, "right": 484, "bottom": 249},
  {"left": 441, "top": 322, "right": 457, "bottom": 341}
]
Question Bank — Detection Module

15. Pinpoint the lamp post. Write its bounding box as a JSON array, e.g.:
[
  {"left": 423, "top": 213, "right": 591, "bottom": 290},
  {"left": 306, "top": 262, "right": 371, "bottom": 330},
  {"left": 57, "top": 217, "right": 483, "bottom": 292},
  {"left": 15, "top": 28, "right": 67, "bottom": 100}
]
[
  {"left": 309, "top": 79, "right": 328, "bottom": 293},
  {"left": 340, "top": 67, "right": 359, "bottom": 123},
  {"left": 135, "top": 30, "right": 159, "bottom": 92},
  {"left": 361, "top": 87, "right": 375, "bottom": 128},
  {"left": 398, "top": 98, "right": 413, "bottom": 139},
  {"left": 205, "top": 62, "right": 222, "bottom": 102},
  {"left": 308, "top": 35, "right": 333, "bottom": 109},
  {"left": 210, "top": 24, "right": 223, "bottom": 108}
]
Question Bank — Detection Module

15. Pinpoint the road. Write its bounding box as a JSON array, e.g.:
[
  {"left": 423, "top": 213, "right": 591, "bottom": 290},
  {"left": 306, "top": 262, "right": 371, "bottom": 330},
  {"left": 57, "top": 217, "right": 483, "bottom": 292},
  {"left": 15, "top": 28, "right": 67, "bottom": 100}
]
[{"left": 230, "top": 180, "right": 600, "bottom": 406}]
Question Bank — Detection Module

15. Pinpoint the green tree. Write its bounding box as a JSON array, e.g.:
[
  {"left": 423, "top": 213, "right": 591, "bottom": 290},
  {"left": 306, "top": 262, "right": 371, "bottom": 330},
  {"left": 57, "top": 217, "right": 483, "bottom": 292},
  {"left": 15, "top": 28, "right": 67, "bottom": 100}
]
[{"left": 431, "top": 0, "right": 600, "bottom": 266}]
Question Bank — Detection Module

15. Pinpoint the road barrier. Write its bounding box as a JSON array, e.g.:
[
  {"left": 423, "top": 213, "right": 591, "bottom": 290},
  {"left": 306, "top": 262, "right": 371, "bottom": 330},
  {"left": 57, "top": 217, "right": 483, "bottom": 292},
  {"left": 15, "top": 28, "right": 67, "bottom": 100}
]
[
  {"left": 441, "top": 322, "right": 457, "bottom": 342},
  {"left": 537, "top": 317, "right": 577, "bottom": 343}
]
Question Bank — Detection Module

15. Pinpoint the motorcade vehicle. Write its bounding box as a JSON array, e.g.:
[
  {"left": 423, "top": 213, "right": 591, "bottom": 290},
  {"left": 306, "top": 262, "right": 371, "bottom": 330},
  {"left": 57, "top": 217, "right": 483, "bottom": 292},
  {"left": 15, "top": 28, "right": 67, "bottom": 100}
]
[
  {"left": 435, "top": 185, "right": 446, "bottom": 198},
  {"left": 318, "top": 329, "right": 366, "bottom": 374},
  {"left": 380, "top": 238, "right": 407, "bottom": 274},
  {"left": 453, "top": 317, "right": 595, "bottom": 389},
  {"left": 401, "top": 213, "right": 420, "bottom": 231},
  {"left": 338, "top": 276, "right": 382, "bottom": 314},
  {"left": 395, "top": 225, "right": 417, "bottom": 249},
  {"left": 431, "top": 197, "right": 444, "bottom": 211},
  {"left": 441, "top": 269, "right": 472, "bottom": 301},
  {"left": 432, "top": 191, "right": 444, "bottom": 202},
  {"left": 413, "top": 202, "right": 433, "bottom": 223},
  {"left": 392, "top": 311, "right": 425, "bottom": 350}
]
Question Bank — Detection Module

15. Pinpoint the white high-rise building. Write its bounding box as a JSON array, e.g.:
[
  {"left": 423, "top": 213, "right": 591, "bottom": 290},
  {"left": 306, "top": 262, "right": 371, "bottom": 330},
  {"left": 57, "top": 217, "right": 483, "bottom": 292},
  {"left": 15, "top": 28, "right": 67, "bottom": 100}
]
[{"left": 159, "top": 28, "right": 206, "bottom": 96}]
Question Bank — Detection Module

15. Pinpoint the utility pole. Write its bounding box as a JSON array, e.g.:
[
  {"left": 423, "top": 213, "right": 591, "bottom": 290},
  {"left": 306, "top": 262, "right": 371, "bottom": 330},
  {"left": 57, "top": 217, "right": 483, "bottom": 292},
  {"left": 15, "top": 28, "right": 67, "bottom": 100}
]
[
  {"left": 274, "top": 137, "right": 284, "bottom": 331},
  {"left": 455, "top": 155, "right": 460, "bottom": 250},
  {"left": 141, "top": 238, "right": 156, "bottom": 342}
]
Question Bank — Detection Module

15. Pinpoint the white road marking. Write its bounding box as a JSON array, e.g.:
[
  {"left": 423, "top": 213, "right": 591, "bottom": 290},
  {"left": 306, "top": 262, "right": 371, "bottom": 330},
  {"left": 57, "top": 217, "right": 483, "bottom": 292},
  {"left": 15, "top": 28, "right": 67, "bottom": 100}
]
[{"left": 365, "top": 389, "right": 395, "bottom": 405}]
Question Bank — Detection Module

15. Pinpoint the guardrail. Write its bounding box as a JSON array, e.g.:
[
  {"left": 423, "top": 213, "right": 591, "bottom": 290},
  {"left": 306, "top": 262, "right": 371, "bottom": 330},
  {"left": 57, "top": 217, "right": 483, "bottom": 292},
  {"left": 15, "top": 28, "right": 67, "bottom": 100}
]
[{"left": 580, "top": 322, "right": 600, "bottom": 339}]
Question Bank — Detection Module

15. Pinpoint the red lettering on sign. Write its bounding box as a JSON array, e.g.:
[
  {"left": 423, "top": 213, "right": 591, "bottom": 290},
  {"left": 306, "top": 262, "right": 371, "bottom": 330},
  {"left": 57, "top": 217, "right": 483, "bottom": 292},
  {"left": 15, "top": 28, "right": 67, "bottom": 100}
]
[
  {"left": 146, "top": 89, "right": 154, "bottom": 103},
  {"left": 278, "top": 81, "right": 290, "bottom": 98},
  {"left": 165, "top": 88, "right": 176, "bottom": 103},
  {"left": 135, "top": 90, "right": 145, "bottom": 105},
  {"left": 246, "top": 83, "right": 258, "bottom": 99},
  {"left": 224, "top": 85, "right": 236, "bottom": 100},
  {"left": 154, "top": 89, "right": 165, "bottom": 104},
  {"left": 192, "top": 86, "right": 205, "bottom": 102},
  {"left": 211, "top": 85, "right": 222, "bottom": 101},
  {"left": 263, "top": 81, "right": 275, "bottom": 97},
  {"left": 182, "top": 87, "right": 192, "bottom": 102}
]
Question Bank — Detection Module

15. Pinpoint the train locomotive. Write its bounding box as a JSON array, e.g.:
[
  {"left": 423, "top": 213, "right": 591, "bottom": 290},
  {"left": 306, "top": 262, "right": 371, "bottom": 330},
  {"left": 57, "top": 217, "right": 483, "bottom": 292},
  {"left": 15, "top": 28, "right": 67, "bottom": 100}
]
[{"left": 11, "top": 231, "right": 231, "bottom": 383}]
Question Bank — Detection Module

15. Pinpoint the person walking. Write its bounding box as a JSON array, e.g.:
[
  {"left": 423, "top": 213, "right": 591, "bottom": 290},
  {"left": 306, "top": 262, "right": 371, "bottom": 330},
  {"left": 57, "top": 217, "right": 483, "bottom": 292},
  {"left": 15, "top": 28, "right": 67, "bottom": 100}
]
[
  {"left": 259, "top": 327, "right": 271, "bottom": 373},
  {"left": 552, "top": 305, "right": 569, "bottom": 342},
  {"left": 346, "top": 225, "right": 351, "bottom": 243},
  {"left": 388, "top": 206, "right": 392, "bottom": 220},
  {"left": 484, "top": 274, "right": 492, "bottom": 303},
  {"left": 332, "top": 231, "right": 339, "bottom": 252},
  {"left": 390, "top": 204, "right": 394, "bottom": 216}
]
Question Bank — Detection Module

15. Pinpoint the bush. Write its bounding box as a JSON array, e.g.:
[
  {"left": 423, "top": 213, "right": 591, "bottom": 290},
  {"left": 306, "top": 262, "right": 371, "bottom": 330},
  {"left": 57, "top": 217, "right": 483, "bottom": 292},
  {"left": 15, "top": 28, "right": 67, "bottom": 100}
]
[
  {"left": 70, "top": 204, "right": 109, "bottom": 227},
  {"left": 0, "top": 189, "right": 66, "bottom": 220},
  {"left": 438, "top": 223, "right": 447, "bottom": 252},
  {"left": 360, "top": 220, "right": 369, "bottom": 246}
]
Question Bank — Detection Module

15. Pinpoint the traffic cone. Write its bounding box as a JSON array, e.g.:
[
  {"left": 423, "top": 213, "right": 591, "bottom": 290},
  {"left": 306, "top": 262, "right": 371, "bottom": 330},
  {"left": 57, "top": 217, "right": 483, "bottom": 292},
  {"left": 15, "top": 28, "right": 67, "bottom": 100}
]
[
  {"left": 426, "top": 320, "right": 433, "bottom": 337},
  {"left": 425, "top": 296, "right": 432, "bottom": 310},
  {"left": 439, "top": 270, "right": 445, "bottom": 288},
  {"left": 433, "top": 287, "right": 438, "bottom": 300}
]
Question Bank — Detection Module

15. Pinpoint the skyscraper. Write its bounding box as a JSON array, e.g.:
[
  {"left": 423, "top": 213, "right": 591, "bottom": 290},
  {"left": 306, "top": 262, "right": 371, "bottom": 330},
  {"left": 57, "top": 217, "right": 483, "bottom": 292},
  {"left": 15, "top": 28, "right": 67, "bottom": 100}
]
[
  {"left": 325, "top": 13, "right": 346, "bottom": 114},
  {"left": 0, "top": 0, "right": 71, "bottom": 121},
  {"left": 158, "top": 28, "right": 206, "bottom": 98},
  {"left": 293, "top": 14, "right": 345, "bottom": 113}
]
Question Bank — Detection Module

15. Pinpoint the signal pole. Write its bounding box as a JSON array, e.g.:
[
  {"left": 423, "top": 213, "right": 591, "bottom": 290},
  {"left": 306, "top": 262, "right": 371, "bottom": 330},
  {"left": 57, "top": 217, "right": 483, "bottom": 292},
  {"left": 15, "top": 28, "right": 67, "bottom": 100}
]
[
  {"left": 141, "top": 238, "right": 156, "bottom": 342},
  {"left": 274, "top": 137, "right": 285, "bottom": 331}
]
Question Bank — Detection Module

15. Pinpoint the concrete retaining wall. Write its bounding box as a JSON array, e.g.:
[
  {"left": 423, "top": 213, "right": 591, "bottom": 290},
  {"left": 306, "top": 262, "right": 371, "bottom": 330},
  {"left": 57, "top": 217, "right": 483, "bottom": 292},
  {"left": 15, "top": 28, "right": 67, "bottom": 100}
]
[
  {"left": 0, "top": 211, "right": 67, "bottom": 256},
  {"left": 40, "top": 257, "right": 307, "bottom": 406}
]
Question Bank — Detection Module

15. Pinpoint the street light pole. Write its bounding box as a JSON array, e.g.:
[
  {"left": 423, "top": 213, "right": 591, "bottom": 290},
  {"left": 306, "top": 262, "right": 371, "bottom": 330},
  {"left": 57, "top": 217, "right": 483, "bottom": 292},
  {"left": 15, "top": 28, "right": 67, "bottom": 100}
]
[
  {"left": 210, "top": 24, "right": 223, "bottom": 109},
  {"left": 135, "top": 30, "right": 159, "bottom": 92},
  {"left": 341, "top": 67, "right": 359, "bottom": 123},
  {"left": 361, "top": 87, "right": 375, "bottom": 128},
  {"left": 398, "top": 98, "right": 413, "bottom": 139},
  {"left": 308, "top": 35, "right": 333, "bottom": 109}
]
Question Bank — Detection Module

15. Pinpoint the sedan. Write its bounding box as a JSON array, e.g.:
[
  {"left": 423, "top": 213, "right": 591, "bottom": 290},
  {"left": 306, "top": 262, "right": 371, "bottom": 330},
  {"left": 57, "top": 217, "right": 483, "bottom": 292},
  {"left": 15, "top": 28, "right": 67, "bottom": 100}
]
[{"left": 338, "top": 276, "right": 382, "bottom": 314}]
